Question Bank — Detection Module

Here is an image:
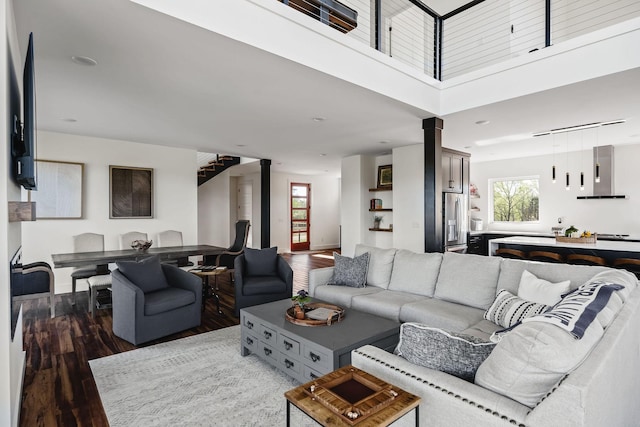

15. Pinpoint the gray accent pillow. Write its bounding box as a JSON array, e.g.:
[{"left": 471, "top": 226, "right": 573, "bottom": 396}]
[
  {"left": 395, "top": 322, "right": 496, "bottom": 382},
  {"left": 244, "top": 247, "right": 278, "bottom": 277},
  {"left": 330, "top": 252, "right": 370, "bottom": 288},
  {"left": 116, "top": 255, "right": 169, "bottom": 294}
]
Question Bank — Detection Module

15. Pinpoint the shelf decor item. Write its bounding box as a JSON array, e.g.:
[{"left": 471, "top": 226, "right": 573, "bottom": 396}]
[
  {"left": 377, "top": 164, "right": 392, "bottom": 188},
  {"left": 285, "top": 302, "right": 345, "bottom": 326},
  {"left": 373, "top": 215, "right": 383, "bottom": 229}
]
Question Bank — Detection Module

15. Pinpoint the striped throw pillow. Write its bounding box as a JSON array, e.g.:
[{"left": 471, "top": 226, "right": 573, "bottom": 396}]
[{"left": 484, "top": 289, "right": 549, "bottom": 328}]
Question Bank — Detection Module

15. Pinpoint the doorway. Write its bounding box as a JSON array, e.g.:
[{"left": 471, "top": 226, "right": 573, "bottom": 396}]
[
  {"left": 237, "top": 181, "right": 253, "bottom": 248},
  {"left": 291, "top": 183, "right": 310, "bottom": 251}
]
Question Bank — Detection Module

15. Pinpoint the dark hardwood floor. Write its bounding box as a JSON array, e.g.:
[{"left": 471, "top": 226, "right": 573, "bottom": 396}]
[{"left": 17, "top": 249, "right": 336, "bottom": 427}]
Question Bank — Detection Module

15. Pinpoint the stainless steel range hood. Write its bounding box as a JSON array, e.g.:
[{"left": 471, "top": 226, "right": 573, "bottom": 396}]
[{"left": 577, "top": 145, "right": 627, "bottom": 199}]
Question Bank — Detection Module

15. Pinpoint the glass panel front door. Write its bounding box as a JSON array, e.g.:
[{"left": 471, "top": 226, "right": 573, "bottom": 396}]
[{"left": 291, "top": 183, "right": 310, "bottom": 251}]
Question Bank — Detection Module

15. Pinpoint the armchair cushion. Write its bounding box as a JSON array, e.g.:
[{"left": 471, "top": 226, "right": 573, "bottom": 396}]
[
  {"left": 116, "top": 255, "right": 169, "bottom": 294},
  {"left": 144, "top": 287, "right": 196, "bottom": 316},
  {"left": 242, "top": 276, "right": 288, "bottom": 296},
  {"left": 244, "top": 247, "right": 278, "bottom": 276}
]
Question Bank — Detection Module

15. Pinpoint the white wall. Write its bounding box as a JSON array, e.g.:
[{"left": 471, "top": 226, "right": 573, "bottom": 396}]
[
  {"left": 392, "top": 144, "right": 424, "bottom": 252},
  {"left": 21, "top": 131, "right": 198, "bottom": 294},
  {"left": 470, "top": 144, "right": 640, "bottom": 236},
  {"left": 198, "top": 168, "right": 231, "bottom": 247}
]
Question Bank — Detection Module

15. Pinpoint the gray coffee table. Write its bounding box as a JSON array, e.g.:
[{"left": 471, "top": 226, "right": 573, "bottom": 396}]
[{"left": 240, "top": 298, "right": 400, "bottom": 383}]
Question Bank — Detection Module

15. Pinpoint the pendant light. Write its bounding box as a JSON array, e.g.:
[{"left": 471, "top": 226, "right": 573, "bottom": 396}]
[
  {"left": 595, "top": 127, "right": 601, "bottom": 183},
  {"left": 551, "top": 134, "right": 556, "bottom": 183},
  {"left": 579, "top": 130, "right": 585, "bottom": 191},
  {"left": 565, "top": 133, "right": 570, "bottom": 191}
]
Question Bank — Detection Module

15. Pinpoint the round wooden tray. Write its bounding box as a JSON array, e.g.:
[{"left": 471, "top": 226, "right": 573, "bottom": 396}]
[{"left": 285, "top": 302, "right": 345, "bottom": 326}]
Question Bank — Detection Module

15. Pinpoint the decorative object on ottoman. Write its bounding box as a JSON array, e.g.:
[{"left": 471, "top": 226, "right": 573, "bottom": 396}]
[
  {"left": 285, "top": 302, "right": 345, "bottom": 326},
  {"left": 131, "top": 239, "right": 152, "bottom": 252},
  {"left": 291, "top": 289, "right": 311, "bottom": 319}
]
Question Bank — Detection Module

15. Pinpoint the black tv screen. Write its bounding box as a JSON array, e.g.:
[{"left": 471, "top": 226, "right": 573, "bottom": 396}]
[{"left": 16, "top": 32, "right": 37, "bottom": 190}]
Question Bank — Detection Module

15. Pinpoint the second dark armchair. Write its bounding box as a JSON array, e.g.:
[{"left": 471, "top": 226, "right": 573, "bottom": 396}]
[{"left": 233, "top": 247, "right": 293, "bottom": 317}]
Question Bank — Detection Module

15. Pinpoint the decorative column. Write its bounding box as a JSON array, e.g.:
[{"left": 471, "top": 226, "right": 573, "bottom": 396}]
[
  {"left": 423, "top": 117, "right": 443, "bottom": 252},
  {"left": 260, "top": 159, "right": 271, "bottom": 248}
]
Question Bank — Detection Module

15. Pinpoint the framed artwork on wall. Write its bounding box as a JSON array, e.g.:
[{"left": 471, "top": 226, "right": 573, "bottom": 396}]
[
  {"left": 28, "top": 160, "right": 83, "bottom": 219},
  {"left": 109, "top": 165, "right": 153, "bottom": 218},
  {"left": 377, "top": 164, "right": 392, "bottom": 188}
]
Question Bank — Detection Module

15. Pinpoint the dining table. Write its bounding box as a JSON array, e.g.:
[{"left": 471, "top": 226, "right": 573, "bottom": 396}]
[{"left": 51, "top": 244, "right": 226, "bottom": 269}]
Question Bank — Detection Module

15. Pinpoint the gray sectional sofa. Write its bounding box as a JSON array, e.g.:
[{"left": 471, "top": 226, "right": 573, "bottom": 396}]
[{"left": 308, "top": 244, "right": 640, "bottom": 427}]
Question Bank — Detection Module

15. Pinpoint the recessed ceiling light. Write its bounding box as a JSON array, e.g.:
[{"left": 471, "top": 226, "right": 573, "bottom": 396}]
[
  {"left": 312, "top": 117, "right": 326, "bottom": 122},
  {"left": 62, "top": 118, "right": 77, "bottom": 122},
  {"left": 475, "top": 120, "right": 490, "bottom": 125},
  {"left": 464, "top": 145, "right": 471, "bottom": 149},
  {"left": 379, "top": 140, "right": 390, "bottom": 144},
  {"left": 319, "top": 153, "right": 327, "bottom": 157},
  {"left": 71, "top": 56, "right": 98, "bottom": 66},
  {"left": 236, "top": 144, "right": 246, "bottom": 147}
]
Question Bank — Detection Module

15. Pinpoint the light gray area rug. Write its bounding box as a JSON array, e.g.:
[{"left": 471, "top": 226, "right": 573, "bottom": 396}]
[{"left": 90, "top": 325, "right": 316, "bottom": 426}]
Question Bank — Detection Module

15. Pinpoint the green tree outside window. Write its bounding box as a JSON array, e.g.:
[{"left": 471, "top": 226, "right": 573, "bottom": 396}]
[{"left": 492, "top": 178, "right": 539, "bottom": 222}]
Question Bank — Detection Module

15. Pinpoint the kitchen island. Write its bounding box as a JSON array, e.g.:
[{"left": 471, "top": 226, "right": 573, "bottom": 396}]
[{"left": 488, "top": 236, "right": 640, "bottom": 264}]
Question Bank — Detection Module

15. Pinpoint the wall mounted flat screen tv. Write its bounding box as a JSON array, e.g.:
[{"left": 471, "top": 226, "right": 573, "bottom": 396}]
[{"left": 13, "top": 32, "right": 37, "bottom": 190}]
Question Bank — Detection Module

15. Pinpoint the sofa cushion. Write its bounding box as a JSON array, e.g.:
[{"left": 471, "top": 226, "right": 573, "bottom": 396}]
[
  {"left": 313, "top": 284, "right": 383, "bottom": 308},
  {"left": 330, "top": 252, "right": 369, "bottom": 287},
  {"left": 522, "top": 280, "right": 624, "bottom": 339},
  {"left": 434, "top": 252, "right": 501, "bottom": 310},
  {"left": 387, "top": 250, "right": 442, "bottom": 297},
  {"left": 351, "top": 290, "right": 428, "bottom": 322},
  {"left": 355, "top": 244, "right": 396, "bottom": 289},
  {"left": 244, "top": 247, "right": 278, "bottom": 277},
  {"left": 517, "top": 270, "right": 571, "bottom": 306},
  {"left": 484, "top": 289, "right": 549, "bottom": 328},
  {"left": 117, "top": 255, "right": 169, "bottom": 294},
  {"left": 144, "top": 287, "right": 195, "bottom": 316},
  {"left": 496, "top": 258, "right": 610, "bottom": 295},
  {"left": 395, "top": 323, "right": 496, "bottom": 382},
  {"left": 242, "top": 276, "right": 287, "bottom": 296},
  {"left": 399, "top": 298, "right": 485, "bottom": 331},
  {"left": 461, "top": 319, "right": 503, "bottom": 341},
  {"left": 475, "top": 318, "right": 604, "bottom": 408}
]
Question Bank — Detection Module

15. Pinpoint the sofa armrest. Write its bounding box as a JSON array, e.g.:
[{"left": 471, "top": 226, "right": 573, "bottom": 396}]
[
  {"left": 308, "top": 267, "right": 334, "bottom": 297},
  {"left": 277, "top": 255, "right": 294, "bottom": 296},
  {"left": 112, "top": 269, "right": 145, "bottom": 324},
  {"left": 352, "top": 345, "right": 530, "bottom": 427}
]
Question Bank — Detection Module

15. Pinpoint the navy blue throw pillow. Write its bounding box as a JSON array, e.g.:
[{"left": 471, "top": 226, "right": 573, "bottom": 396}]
[
  {"left": 244, "top": 247, "right": 278, "bottom": 277},
  {"left": 116, "top": 255, "right": 170, "bottom": 293}
]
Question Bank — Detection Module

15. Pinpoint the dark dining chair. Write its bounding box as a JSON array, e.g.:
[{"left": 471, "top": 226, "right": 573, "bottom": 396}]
[{"left": 204, "top": 220, "right": 251, "bottom": 282}]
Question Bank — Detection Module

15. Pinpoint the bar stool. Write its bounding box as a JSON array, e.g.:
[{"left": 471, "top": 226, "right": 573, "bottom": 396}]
[
  {"left": 495, "top": 248, "right": 527, "bottom": 259},
  {"left": 612, "top": 258, "right": 640, "bottom": 278},
  {"left": 528, "top": 251, "right": 564, "bottom": 263},
  {"left": 566, "top": 254, "right": 607, "bottom": 266}
]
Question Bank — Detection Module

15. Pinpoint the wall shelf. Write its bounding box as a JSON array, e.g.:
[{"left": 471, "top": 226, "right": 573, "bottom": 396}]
[
  {"left": 369, "top": 208, "right": 392, "bottom": 212},
  {"left": 369, "top": 228, "right": 393, "bottom": 232},
  {"left": 369, "top": 186, "right": 392, "bottom": 192},
  {"left": 8, "top": 201, "right": 36, "bottom": 222}
]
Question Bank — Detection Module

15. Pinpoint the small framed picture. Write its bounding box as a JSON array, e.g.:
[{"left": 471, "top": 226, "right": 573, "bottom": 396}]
[{"left": 377, "top": 165, "right": 392, "bottom": 188}]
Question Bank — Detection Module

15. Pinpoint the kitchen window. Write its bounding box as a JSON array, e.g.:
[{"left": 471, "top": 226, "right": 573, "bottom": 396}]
[{"left": 490, "top": 176, "right": 539, "bottom": 223}]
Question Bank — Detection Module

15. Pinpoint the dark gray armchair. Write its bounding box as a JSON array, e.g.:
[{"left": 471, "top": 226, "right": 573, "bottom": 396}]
[
  {"left": 233, "top": 248, "right": 293, "bottom": 317},
  {"left": 112, "top": 256, "right": 202, "bottom": 345}
]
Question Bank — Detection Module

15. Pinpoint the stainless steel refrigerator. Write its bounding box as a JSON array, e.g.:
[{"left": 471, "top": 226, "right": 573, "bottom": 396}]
[{"left": 443, "top": 192, "right": 468, "bottom": 252}]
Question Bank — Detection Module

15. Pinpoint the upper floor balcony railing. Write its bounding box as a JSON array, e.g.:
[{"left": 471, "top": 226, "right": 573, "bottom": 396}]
[{"left": 280, "top": 0, "right": 640, "bottom": 81}]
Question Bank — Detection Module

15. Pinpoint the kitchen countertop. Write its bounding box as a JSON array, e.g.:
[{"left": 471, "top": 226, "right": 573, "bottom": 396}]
[
  {"left": 488, "top": 236, "right": 640, "bottom": 254},
  {"left": 470, "top": 230, "right": 640, "bottom": 242}
]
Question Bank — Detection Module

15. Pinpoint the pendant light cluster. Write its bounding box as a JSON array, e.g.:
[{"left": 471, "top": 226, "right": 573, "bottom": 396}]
[{"left": 535, "top": 119, "right": 625, "bottom": 191}]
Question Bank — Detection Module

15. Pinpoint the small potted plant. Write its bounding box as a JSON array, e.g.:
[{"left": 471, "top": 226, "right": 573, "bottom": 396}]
[{"left": 291, "top": 290, "right": 311, "bottom": 319}]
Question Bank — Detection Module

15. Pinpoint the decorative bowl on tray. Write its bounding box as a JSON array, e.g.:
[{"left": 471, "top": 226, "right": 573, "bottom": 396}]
[
  {"left": 131, "top": 239, "right": 152, "bottom": 252},
  {"left": 285, "top": 302, "right": 345, "bottom": 326}
]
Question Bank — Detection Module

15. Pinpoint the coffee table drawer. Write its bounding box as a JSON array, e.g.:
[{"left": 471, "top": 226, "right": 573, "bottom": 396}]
[
  {"left": 302, "top": 344, "right": 331, "bottom": 371},
  {"left": 259, "top": 324, "right": 277, "bottom": 344},
  {"left": 278, "top": 333, "right": 300, "bottom": 356},
  {"left": 242, "top": 332, "right": 259, "bottom": 354},
  {"left": 278, "top": 352, "right": 301, "bottom": 376},
  {"left": 259, "top": 341, "right": 278, "bottom": 364},
  {"left": 303, "top": 365, "right": 327, "bottom": 382},
  {"left": 241, "top": 313, "right": 258, "bottom": 332}
]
